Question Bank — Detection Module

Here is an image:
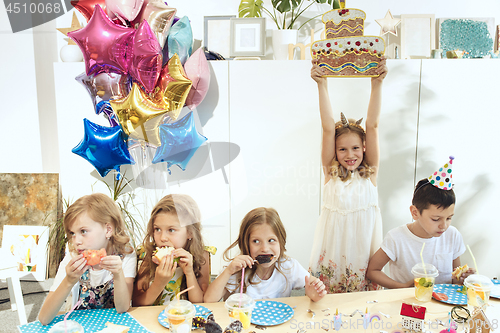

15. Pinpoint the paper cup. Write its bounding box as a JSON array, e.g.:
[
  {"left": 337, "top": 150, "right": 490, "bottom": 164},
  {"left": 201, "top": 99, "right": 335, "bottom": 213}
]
[
  {"left": 48, "top": 320, "right": 84, "bottom": 333},
  {"left": 411, "top": 263, "right": 439, "bottom": 302}
]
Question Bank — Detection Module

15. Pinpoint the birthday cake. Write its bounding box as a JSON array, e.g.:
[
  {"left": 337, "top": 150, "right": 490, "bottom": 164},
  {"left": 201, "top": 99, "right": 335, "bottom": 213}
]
[{"left": 311, "top": 3, "right": 385, "bottom": 77}]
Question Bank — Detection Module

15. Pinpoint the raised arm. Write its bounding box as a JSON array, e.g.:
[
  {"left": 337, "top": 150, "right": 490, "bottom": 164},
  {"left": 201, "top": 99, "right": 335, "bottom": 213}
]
[
  {"left": 364, "top": 57, "right": 387, "bottom": 185},
  {"left": 311, "top": 59, "right": 336, "bottom": 179}
]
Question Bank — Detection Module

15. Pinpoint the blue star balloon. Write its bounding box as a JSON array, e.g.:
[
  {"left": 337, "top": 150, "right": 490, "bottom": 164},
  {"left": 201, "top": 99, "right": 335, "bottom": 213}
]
[
  {"left": 72, "top": 118, "right": 134, "bottom": 177},
  {"left": 152, "top": 111, "right": 207, "bottom": 172}
]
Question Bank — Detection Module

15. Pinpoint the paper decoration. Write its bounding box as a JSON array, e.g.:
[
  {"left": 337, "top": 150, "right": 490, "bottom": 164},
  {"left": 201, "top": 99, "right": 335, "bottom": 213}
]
[
  {"left": 56, "top": 11, "right": 83, "bottom": 45},
  {"left": 375, "top": 10, "right": 401, "bottom": 36}
]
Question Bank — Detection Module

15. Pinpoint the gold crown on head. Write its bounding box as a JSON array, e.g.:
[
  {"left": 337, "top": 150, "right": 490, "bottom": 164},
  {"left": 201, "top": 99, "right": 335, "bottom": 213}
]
[{"left": 335, "top": 112, "right": 365, "bottom": 133}]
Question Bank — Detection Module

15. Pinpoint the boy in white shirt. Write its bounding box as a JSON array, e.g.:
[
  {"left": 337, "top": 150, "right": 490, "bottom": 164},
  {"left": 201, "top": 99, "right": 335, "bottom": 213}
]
[{"left": 367, "top": 157, "right": 474, "bottom": 288}]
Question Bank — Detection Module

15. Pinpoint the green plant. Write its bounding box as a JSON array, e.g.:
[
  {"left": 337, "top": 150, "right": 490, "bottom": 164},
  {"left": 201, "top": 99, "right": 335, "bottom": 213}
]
[{"left": 239, "top": 0, "right": 340, "bottom": 30}]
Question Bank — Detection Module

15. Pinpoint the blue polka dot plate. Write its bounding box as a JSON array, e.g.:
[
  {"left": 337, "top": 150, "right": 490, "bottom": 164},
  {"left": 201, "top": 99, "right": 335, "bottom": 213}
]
[
  {"left": 491, "top": 279, "right": 500, "bottom": 299},
  {"left": 251, "top": 300, "right": 294, "bottom": 326},
  {"left": 158, "top": 304, "right": 211, "bottom": 329},
  {"left": 432, "top": 284, "right": 467, "bottom": 305}
]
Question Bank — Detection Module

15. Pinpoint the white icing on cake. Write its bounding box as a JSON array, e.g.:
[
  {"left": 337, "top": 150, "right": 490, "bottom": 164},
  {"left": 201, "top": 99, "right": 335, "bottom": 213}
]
[
  {"left": 322, "top": 8, "right": 366, "bottom": 25},
  {"left": 312, "top": 36, "right": 385, "bottom": 55}
]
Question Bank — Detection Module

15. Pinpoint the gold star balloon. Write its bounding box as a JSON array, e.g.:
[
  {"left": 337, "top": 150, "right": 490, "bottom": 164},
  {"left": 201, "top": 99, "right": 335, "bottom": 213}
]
[
  {"left": 375, "top": 10, "right": 401, "bottom": 36},
  {"left": 57, "top": 11, "right": 83, "bottom": 45},
  {"left": 110, "top": 82, "right": 169, "bottom": 146},
  {"left": 151, "top": 53, "right": 192, "bottom": 120}
]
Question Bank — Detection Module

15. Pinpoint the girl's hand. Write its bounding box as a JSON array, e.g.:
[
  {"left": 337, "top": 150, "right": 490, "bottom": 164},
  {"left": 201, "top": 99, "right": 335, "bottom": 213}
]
[
  {"left": 99, "top": 255, "right": 123, "bottom": 275},
  {"left": 372, "top": 56, "right": 388, "bottom": 83},
  {"left": 66, "top": 254, "right": 88, "bottom": 284},
  {"left": 311, "top": 59, "right": 327, "bottom": 84},
  {"left": 174, "top": 248, "right": 194, "bottom": 275},
  {"left": 305, "top": 275, "right": 327, "bottom": 300},
  {"left": 153, "top": 254, "right": 177, "bottom": 284},
  {"left": 227, "top": 255, "right": 254, "bottom": 275}
]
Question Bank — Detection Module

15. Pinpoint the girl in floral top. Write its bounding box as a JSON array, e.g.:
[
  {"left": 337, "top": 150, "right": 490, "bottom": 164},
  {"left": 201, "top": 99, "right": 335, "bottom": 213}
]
[{"left": 39, "top": 193, "right": 136, "bottom": 325}]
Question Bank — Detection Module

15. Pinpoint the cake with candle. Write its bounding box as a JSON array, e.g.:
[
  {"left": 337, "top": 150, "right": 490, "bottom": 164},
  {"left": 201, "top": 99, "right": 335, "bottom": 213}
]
[{"left": 311, "top": 0, "right": 385, "bottom": 77}]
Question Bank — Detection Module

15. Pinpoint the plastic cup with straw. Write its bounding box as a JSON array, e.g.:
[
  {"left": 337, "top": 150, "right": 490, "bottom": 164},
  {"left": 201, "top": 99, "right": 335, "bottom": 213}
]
[
  {"left": 463, "top": 245, "right": 493, "bottom": 311},
  {"left": 225, "top": 267, "right": 255, "bottom": 330},
  {"left": 165, "top": 286, "right": 196, "bottom": 333},
  {"left": 411, "top": 242, "right": 439, "bottom": 302},
  {"left": 48, "top": 299, "right": 84, "bottom": 333}
]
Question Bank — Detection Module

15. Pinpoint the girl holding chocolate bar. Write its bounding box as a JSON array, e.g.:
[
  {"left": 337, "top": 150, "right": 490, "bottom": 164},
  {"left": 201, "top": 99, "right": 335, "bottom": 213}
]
[
  {"left": 204, "top": 207, "right": 326, "bottom": 302},
  {"left": 38, "top": 193, "right": 137, "bottom": 325},
  {"left": 308, "top": 58, "right": 388, "bottom": 293},
  {"left": 133, "top": 194, "right": 210, "bottom": 306}
]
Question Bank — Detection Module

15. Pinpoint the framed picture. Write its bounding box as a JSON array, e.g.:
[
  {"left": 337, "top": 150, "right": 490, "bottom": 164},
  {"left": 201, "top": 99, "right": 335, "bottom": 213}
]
[
  {"left": 229, "top": 18, "right": 266, "bottom": 57},
  {"left": 400, "top": 14, "right": 435, "bottom": 59},
  {"left": 204, "top": 16, "right": 235, "bottom": 59},
  {"left": 2, "top": 225, "right": 49, "bottom": 281}
]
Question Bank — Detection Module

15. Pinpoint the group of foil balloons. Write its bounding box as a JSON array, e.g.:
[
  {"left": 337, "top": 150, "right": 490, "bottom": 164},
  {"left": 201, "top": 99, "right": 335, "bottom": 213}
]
[{"left": 68, "top": 0, "right": 210, "bottom": 178}]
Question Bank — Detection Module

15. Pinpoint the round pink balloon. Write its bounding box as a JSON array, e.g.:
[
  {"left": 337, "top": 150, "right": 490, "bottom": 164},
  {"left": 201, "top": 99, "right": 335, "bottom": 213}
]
[
  {"left": 128, "top": 20, "right": 163, "bottom": 93},
  {"left": 69, "top": 5, "right": 134, "bottom": 75},
  {"left": 183, "top": 47, "right": 210, "bottom": 110},
  {"left": 105, "top": 0, "right": 143, "bottom": 22}
]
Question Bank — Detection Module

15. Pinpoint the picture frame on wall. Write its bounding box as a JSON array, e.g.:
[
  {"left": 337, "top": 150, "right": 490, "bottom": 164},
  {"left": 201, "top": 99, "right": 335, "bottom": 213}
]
[
  {"left": 204, "top": 16, "right": 235, "bottom": 59},
  {"left": 400, "top": 14, "right": 435, "bottom": 59},
  {"left": 2, "top": 225, "right": 49, "bottom": 281},
  {"left": 229, "top": 18, "right": 266, "bottom": 57}
]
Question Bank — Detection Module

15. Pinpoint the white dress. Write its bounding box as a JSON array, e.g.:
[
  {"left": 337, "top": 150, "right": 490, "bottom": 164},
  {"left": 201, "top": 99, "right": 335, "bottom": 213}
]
[{"left": 309, "top": 171, "right": 383, "bottom": 293}]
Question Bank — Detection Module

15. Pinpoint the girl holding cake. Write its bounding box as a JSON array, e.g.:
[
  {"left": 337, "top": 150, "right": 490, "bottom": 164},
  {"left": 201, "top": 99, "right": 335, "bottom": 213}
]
[
  {"left": 133, "top": 194, "right": 210, "bottom": 305},
  {"left": 204, "top": 207, "right": 326, "bottom": 302},
  {"left": 38, "top": 193, "right": 137, "bottom": 325},
  {"left": 308, "top": 58, "right": 387, "bottom": 293}
]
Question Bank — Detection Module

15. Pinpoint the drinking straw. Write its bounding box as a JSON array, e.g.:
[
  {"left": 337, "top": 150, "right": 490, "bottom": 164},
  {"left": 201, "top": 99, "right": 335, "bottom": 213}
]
[
  {"left": 239, "top": 267, "right": 245, "bottom": 308},
  {"left": 176, "top": 285, "right": 194, "bottom": 301},
  {"left": 467, "top": 245, "right": 479, "bottom": 274},
  {"left": 64, "top": 298, "right": 82, "bottom": 333},
  {"left": 420, "top": 242, "right": 427, "bottom": 276}
]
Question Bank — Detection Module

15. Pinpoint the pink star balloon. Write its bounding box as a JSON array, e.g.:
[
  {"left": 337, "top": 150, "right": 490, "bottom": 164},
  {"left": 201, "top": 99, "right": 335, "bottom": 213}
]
[
  {"left": 68, "top": 5, "right": 135, "bottom": 76},
  {"left": 184, "top": 47, "right": 210, "bottom": 110},
  {"left": 128, "top": 20, "right": 162, "bottom": 93}
]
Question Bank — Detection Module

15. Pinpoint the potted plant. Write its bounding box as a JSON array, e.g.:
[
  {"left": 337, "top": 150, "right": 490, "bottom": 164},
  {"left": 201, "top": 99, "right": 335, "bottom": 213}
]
[{"left": 238, "top": 0, "right": 340, "bottom": 59}]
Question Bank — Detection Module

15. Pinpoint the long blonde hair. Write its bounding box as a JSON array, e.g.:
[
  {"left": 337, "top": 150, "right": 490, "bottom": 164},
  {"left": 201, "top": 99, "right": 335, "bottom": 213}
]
[
  {"left": 138, "top": 194, "right": 206, "bottom": 293},
  {"left": 223, "top": 207, "right": 288, "bottom": 296},
  {"left": 331, "top": 118, "right": 374, "bottom": 181},
  {"left": 63, "top": 193, "right": 133, "bottom": 255}
]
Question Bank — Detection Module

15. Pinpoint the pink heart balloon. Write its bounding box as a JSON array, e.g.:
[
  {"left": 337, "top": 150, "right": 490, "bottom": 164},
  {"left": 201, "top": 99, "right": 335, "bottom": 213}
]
[
  {"left": 69, "top": 5, "right": 135, "bottom": 75},
  {"left": 105, "top": 0, "right": 143, "bottom": 22},
  {"left": 183, "top": 47, "right": 210, "bottom": 110},
  {"left": 128, "top": 20, "right": 163, "bottom": 93}
]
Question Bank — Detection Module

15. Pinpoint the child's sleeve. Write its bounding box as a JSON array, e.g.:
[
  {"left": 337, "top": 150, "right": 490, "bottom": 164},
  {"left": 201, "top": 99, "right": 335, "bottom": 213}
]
[
  {"left": 122, "top": 252, "right": 137, "bottom": 278},
  {"left": 451, "top": 226, "right": 466, "bottom": 259},
  {"left": 380, "top": 230, "right": 398, "bottom": 262},
  {"left": 289, "top": 258, "right": 309, "bottom": 290}
]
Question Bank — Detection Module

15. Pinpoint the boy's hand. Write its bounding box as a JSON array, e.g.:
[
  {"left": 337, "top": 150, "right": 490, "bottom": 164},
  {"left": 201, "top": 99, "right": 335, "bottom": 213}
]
[
  {"left": 457, "top": 268, "right": 476, "bottom": 285},
  {"left": 66, "top": 254, "right": 89, "bottom": 284},
  {"left": 305, "top": 275, "right": 327, "bottom": 301},
  {"left": 311, "top": 59, "right": 327, "bottom": 84},
  {"left": 372, "top": 56, "right": 388, "bottom": 83}
]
